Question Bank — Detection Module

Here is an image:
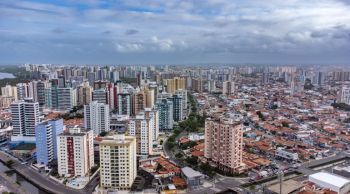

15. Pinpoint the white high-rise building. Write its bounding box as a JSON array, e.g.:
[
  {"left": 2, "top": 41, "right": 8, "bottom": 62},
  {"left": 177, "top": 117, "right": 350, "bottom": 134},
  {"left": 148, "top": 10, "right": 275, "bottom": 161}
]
[
  {"left": 57, "top": 126, "right": 94, "bottom": 177},
  {"left": 11, "top": 99, "right": 40, "bottom": 137},
  {"left": 84, "top": 101, "right": 110, "bottom": 135},
  {"left": 128, "top": 112, "right": 154, "bottom": 156},
  {"left": 100, "top": 134, "right": 137, "bottom": 190},
  {"left": 16, "top": 83, "right": 30, "bottom": 100},
  {"left": 339, "top": 86, "right": 350, "bottom": 105},
  {"left": 144, "top": 108, "right": 159, "bottom": 141}
]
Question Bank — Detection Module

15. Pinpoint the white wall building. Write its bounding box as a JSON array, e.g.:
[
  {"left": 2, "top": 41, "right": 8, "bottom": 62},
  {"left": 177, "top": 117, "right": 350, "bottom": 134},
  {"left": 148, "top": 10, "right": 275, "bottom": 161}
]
[
  {"left": 309, "top": 172, "right": 350, "bottom": 194},
  {"left": 339, "top": 86, "right": 350, "bottom": 105},
  {"left": 84, "top": 101, "right": 110, "bottom": 135},
  {"left": 275, "top": 147, "right": 299, "bottom": 161},
  {"left": 128, "top": 112, "right": 154, "bottom": 156},
  {"left": 57, "top": 126, "right": 94, "bottom": 177},
  {"left": 11, "top": 99, "right": 40, "bottom": 137},
  {"left": 144, "top": 108, "right": 159, "bottom": 141}
]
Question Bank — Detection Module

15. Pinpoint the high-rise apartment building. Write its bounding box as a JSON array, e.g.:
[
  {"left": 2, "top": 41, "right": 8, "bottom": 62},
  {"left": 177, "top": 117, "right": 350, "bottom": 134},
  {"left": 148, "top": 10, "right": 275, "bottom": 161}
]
[
  {"left": 93, "top": 80, "right": 109, "bottom": 90},
  {"left": 92, "top": 88, "right": 108, "bottom": 104},
  {"left": 45, "top": 87, "right": 75, "bottom": 110},
  {"left": 35, "top": 119, "right": 64, "bottom": 166},
  {"left": 11, "top": 99, "right": 40, "bottom": 137},
  {"left": 164, "top": 77, "right": 186, "bottom": 94},
  {"left": 207, "top": 80, "right": 216, "bottom": 93},
  {"left": 332, "top": 71, "right": 350, "bottom": 81},
  {"left": 84, "top": 101, "right": 110, "bottom": 135},
  {"left": 168, "top": 94, "right": 183, "bottom": 122},
  {"left": 175, "top": 89, "right": 187, "bottom": 118},
  {"left": 118, "top": 93, "right": 132, "bottom": 116},
  {"left": 99, "top": 134, "right": 137, "bottom": 190},
  {"left": 1, "top": 84, "right": 17, "bottom": 100},
  {"left": 128, "top": 112, "right": 154, "bottom": 156},
  {"left": 155, "top": 99, "right": 173, "bottom": 130},
  {"left": 30, "top": 80, "right": 49, "bottom": 109},
  {"left": 16, "top": 83, "right": 30, "bottom": 100},
  {"left": 57, "top": 126, "right": 94, "bottom": 177},
  {"left": 191, "top": 78, "right": 203, "bottom": 93},
  {"left": 145, "top": 87, "right": 155, "bottom": 108},
  {"left": 132, "top": 89, "right": 146, "bottom": 115},
  {"left": 77, "top": 82, "right": 93, "bottom": 106},
  {"left": 144, "top": 108, "right": 159, "bottom": 141},
  {"left": 204, "top": 117, "right": 243, "bottom": 173},
  {"left": 339, "top": 86, "right": 350, "bottom": 105},
  {"left": 222, "top": 81, "right": 235, "bottom": 96}
]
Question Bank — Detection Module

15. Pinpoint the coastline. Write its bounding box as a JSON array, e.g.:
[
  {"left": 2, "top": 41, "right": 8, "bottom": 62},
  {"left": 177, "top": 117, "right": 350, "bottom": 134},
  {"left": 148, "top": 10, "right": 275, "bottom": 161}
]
[{"left": 0, "top": 72, "right": 15, "bottom": 80}]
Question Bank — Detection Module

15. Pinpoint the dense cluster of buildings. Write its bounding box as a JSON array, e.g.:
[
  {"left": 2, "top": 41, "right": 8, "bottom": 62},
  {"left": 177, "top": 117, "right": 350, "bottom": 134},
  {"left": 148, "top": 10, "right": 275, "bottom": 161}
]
[{"left": 1, "top": 64, "right": 350, "bottom": 193}]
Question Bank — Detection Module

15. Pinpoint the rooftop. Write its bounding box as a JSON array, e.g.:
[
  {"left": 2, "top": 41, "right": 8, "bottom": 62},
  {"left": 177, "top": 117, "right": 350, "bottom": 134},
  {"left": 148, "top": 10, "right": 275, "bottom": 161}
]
[
  {"left": 309, "top": 171, "right": 350, "bottom": 188},
  {"left": 181, "top": 167, "right": 203, "bottom": 178}
]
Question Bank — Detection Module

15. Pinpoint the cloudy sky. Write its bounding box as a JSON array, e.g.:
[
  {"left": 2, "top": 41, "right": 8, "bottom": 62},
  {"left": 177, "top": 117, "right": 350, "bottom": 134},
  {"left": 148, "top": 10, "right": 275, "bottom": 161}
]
[{"left": 1, "top": 0, "right": 350, "bottom": 64}]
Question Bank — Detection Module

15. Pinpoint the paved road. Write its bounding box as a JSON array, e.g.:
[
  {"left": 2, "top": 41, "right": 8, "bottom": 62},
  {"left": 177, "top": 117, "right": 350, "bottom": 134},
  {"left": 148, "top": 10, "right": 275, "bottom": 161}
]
[
  {"left": 0, "top": 171, "right": 29, "bottom": 194},
  {"left": 162, "top": 132, "right": 187, "bottom": 168},
  {"left": 0, "top": 151, "right": 98, "bottom": 194}
]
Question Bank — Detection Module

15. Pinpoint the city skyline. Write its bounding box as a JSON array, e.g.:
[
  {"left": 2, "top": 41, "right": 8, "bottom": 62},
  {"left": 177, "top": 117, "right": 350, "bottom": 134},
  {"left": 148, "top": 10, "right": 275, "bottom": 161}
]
[{"left": 1, "top": 0, "right": 350, "bottom": 64}]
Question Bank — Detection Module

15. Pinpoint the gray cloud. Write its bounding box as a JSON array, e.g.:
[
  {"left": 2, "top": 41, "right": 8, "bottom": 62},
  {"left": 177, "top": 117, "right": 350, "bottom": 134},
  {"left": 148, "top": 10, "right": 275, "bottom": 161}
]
[
  {"left": 52, "top": 28, "right": 65, "bottom": 34},
  {"left": 1, "top": 0, "right": 350, "bottom": 64},
  {"left": 125, "top": 29, "right": 139, "bottom": 35}
]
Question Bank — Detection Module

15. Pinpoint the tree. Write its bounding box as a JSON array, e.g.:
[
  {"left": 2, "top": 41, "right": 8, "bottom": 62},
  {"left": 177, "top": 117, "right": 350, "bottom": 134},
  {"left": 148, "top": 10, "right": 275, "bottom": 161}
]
[
  {"left": 166, "top": 141, "right": 175, "bottom": 150},
  {"left": 332, "top": 102, "right": 350, "bottom": 111},
  {"left": 156, "top": 163, "right": 163, "bottom": 171},
  {"left": 200, "top": 163, "right": 216, "bottom": 177},
  {"left": 99, "top": 131, "right": 108, "bottom": 137},
  {"left": 185, "top": 156, "right": 198, "bottom": 166},
  {"left": 175, "top": 152, "right": 183, "bottom": 159},
  {"left": 160, "top": 139, "right": 164, "bottom": 145},
  {"left": 5, "top": 160, "right": 14, "bottom": 168}
]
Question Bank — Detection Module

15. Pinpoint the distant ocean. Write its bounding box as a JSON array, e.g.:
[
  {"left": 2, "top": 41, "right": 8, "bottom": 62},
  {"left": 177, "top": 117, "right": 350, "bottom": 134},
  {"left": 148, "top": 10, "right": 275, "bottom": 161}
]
[{"left": 0, "top": 72, "right": 15, "bottom": 79}]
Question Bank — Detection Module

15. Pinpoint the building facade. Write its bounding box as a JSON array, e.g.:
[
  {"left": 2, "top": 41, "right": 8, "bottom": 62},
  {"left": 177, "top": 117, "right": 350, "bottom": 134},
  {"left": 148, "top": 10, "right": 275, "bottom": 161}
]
[
  {"left": 84, "top": 101, "right": 110, "bottom": 135},
  {"left": 156, "top": 99, "right": 173, "bottom": 130},
  {"left": 100, "top": 134, "right": 137, "bottom": 190},
  {"left": 77, "top": 82, "right": 93, "bottom": 106},
  {"left": 204, "top": 117, "right": 244, "bottom": 173},
  {"left": 168, "top": 94, "right": 183, "bottom": 122},
  {"left": 35, "top": 119, "right": 64, "bottom": 166},
  {"left": 128, "top": 112, "right": 154, "bottom": 156},
  {"left": 57, "top": 126, "right": 94, "bottom": 177},
  {"left": 118, "top": 93, "right": 132, "bottom": 116},
  {"left": 11, "top": 99, "right": 40, "bottom": 137}
]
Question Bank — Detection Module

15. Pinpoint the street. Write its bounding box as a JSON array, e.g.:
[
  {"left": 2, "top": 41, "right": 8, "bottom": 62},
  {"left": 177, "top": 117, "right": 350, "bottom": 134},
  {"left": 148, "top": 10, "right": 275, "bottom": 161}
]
[{"left": 0, "top": 151, "right": 99, "bottom": 194}]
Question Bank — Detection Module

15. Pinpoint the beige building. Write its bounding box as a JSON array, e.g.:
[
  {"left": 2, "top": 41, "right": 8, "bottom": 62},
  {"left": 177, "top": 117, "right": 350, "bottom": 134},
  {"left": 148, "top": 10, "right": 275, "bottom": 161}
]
[
  {"left": 77, "top": 81, "right": 93, "bottom": 106},
  {"left": 164, "top": 77, "right": 186, "bottom": 94},
  {"left": 222, "top": 81, "right": 235, "bottom": 96},
  {"left": 145, "top": 87, "right": 155, "bottom": 108},
  {"left": 204, "top": 117, "right": 244, "bottom": 173},
  {"left": 132, "top": 89, "right": 146, "bottom": 115},
  {"left": 1, "top": 84, "right": 17, "bottom": 100},
  {"left": 99, "top": 134, "right": 137, "bottom": 190},
  {"left": 191, "top": 78, "right": 203, "bottom": 93},
  {"left": 0, "top": 96, "right": 15, "bottom": 108},
  {"left": 57, "top": 126, "right": 94, "bottom": 177}
]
